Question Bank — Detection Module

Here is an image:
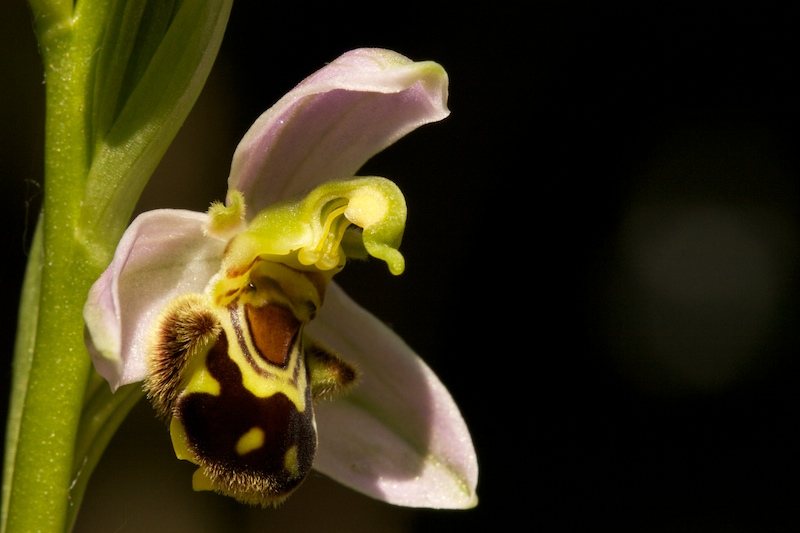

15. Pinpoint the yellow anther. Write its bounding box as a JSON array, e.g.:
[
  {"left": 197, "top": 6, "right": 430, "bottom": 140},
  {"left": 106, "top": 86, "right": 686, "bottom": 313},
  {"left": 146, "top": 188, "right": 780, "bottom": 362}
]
[{"left": 315, "top": 204, "right": 349, "bottom": 254}]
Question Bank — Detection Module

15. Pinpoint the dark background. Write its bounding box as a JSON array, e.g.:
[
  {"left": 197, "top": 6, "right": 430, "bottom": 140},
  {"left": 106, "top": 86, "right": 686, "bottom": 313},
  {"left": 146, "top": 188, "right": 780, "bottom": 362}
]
[{"left": 3, "top": 2, "right": 799, "bottom": 531}]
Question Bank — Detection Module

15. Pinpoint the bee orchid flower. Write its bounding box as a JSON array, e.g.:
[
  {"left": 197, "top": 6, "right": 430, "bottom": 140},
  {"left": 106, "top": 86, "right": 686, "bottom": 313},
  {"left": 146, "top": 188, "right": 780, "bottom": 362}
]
[{"left": 83, "top": 48, "right": 478, "bottom": 510}]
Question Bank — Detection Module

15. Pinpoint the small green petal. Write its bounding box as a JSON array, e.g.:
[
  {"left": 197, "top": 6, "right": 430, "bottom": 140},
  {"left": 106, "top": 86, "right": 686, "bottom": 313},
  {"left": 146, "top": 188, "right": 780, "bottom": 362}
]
[{"left": 205, "top": 189, "right": 247, "bottom": 239}]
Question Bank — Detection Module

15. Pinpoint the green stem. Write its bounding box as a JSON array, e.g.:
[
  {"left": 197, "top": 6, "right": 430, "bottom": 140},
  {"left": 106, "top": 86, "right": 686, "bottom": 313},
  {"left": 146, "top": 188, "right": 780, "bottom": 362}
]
[
  {"left": 2, "top": 5, "right": 111, "bottom": 531},
  {"left": 3, "top": 2, "right": 232, "bottom": 530}
]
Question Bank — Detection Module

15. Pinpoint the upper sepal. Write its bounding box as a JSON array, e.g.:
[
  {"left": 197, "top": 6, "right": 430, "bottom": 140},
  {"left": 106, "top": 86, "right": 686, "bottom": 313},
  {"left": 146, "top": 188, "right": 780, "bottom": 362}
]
[{"left": 228, "top": 48, "right": 449, "bottom": 217}]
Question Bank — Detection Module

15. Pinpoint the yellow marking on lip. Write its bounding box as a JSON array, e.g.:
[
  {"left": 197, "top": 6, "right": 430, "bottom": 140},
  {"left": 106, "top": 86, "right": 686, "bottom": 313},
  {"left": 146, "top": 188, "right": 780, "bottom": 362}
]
[
  {"left": 224, "top": 305, "right": 309, "bottom": 412},
  {"left": 284, "top": 445, "right": 300, "bottom": 476},
  {"left": 184, "top": 365, "right": 221, "bottom": 396},
  {"left": 170, "top": 417, "right": 196, "bottom": 463},
  {"left": 236, "top": 426, "right": 266, "bottom": 455}
]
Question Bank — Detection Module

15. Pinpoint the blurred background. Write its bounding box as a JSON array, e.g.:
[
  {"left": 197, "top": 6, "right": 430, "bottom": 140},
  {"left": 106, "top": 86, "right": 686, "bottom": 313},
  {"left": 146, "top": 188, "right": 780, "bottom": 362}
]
[{"left": 3, "top": 2, "right": 799, "bottom": 531}]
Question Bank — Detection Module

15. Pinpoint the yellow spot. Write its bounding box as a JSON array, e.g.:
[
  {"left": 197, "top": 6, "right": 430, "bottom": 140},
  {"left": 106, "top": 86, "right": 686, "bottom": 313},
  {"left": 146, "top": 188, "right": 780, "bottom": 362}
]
[
  {"left": 184, "top": 366, "right": 221, "bottom": 396},
  {"left": 235, "top": 426, "right": 266, "bottom": 455},
  {"left": 284, "top": 445, "right": 300, "bottom": 476},
  {"left": 345, "top": 189, "right": 388, "bottom": 228}
]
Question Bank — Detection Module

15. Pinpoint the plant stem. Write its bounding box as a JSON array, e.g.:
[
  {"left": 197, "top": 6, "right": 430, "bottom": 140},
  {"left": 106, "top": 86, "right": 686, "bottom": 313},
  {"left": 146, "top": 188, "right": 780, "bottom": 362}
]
[
  {"left": 2, "top": 7, "right": 111, "bottom": 531},
  {"left": 3, "top": 2, "right": 232, "bottom": 530}
]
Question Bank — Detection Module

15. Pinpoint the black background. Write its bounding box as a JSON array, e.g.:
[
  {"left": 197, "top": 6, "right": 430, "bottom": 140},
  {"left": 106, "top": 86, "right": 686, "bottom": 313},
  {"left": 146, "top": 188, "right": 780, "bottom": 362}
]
[{"left": 2, "top": 2, "right": 799, "bottom": 531}]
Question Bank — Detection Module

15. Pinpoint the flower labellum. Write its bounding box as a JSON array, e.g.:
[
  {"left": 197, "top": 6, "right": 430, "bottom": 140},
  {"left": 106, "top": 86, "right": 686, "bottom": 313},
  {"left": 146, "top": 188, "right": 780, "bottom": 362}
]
[
  {"left": 148, "top": 179, "right": 404, "bottom": 505},
  {"left": 84, "top": 49, "right": 478, "bottom": 509}
]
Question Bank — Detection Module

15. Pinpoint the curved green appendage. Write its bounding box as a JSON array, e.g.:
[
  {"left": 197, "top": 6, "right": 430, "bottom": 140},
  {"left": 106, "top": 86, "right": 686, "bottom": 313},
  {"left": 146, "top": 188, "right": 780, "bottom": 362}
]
[{"left": 220, "top": 177, "right": 408, "bottom": 281}]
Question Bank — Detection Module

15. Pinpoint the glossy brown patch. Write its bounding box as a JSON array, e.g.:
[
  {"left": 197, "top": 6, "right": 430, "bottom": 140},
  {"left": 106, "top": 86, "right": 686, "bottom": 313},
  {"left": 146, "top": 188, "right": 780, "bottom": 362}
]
[{"left": 245, "top": 303, "right": 301, "bottom": 367}]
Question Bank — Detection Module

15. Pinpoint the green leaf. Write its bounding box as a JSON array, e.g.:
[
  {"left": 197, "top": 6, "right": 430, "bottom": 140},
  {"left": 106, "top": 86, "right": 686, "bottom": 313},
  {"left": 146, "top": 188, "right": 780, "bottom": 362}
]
[
  {"left": 0, "top": 220, "right": 43, "bottom": 533},
  {"left": 81, "top": 0, "right": 233, "bottom": 261}
]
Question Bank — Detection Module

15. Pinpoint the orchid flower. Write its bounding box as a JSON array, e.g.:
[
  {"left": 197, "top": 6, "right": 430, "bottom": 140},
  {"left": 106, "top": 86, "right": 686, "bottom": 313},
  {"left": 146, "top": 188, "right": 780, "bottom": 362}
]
[{"left": 83, "top": 48, "right": 478, "bottom": 509}]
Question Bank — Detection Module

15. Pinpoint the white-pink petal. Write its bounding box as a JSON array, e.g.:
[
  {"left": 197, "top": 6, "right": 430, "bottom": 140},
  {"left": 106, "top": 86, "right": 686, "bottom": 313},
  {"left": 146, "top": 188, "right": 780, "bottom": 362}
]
[
  {"left": 228, "top": 48, "right": 450, "bottom": 216},
  {"left": 308, "top": 283, "right": 478, "bottom": 509},
  {"left": 83, "top": 209, "right": 226, "bottom": 391}
]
